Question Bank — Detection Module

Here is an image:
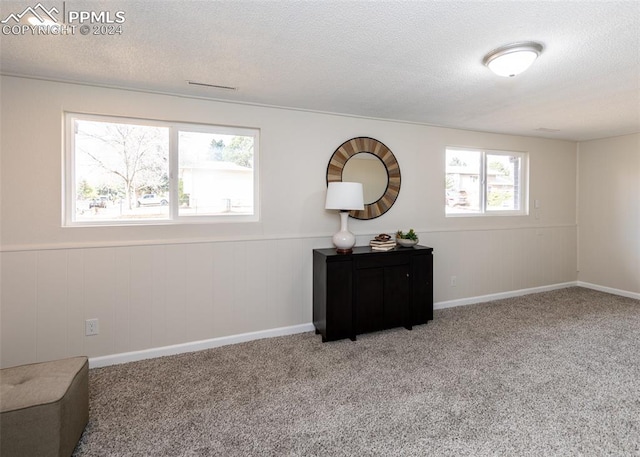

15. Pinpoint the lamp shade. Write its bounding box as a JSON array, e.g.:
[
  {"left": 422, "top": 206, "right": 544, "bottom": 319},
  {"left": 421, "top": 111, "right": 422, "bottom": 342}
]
[{"left": 325, "top": 182, "right": 364, "bottom": 211}]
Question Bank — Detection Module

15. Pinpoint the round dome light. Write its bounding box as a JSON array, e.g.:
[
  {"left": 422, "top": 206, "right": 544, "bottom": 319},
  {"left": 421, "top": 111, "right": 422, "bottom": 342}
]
[{"left": 483, "top": 42, "right": 543, "bottom": 77}]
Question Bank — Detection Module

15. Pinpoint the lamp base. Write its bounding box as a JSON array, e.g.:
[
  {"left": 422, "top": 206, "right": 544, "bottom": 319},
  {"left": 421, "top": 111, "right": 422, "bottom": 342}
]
[{"left": 332, "top": 211, "right": 356, "bottom": 254}]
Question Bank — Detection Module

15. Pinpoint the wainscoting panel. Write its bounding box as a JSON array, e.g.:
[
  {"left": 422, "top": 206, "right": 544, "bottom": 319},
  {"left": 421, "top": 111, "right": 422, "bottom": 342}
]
[
  {"left": 35, "top": 250, "right": 69, "bottom": 363},
  {"left": 1, "top": 251, "right": 38, "bottom": 368},
  {"left": 0, "top": 226, "right": 577, "bottom": 368},
  {"left": 420, "top": 226, "right": 577, "bottom": 303}
]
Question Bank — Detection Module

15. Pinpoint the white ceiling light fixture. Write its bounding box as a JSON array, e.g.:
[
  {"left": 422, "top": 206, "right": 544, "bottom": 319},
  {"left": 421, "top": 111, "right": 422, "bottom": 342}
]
[{"left": 483, "top": 41, "right": 543, "bottom": 77}]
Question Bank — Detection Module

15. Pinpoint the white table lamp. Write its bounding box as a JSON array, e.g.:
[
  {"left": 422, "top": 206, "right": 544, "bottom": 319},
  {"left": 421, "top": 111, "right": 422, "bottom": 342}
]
[{"left": 325, "top": 182, "right": 364, "bottom": 254}]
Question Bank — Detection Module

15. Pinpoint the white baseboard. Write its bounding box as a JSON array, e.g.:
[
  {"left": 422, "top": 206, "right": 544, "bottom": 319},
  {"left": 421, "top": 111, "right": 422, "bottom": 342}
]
[
  {"left": 89, "top": 323, "right": 315, "bottom": 368},
  {"left": 90, "top": 282, "right": 638, "bottom": 369},
  {"left": 434, "top": 282, "right": 577, "bottom": 310},
  {"left": 576, "top": 281, "right": 640, "bottom": 301}
]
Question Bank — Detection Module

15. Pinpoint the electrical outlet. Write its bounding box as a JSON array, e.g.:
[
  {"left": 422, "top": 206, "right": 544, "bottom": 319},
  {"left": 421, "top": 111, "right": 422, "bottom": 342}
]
[
  {"left": 451, "top": 276, "right": 457, "bottom": 287},
  {"left": 85, "top": 318, "right": 99, "bottom": 336}
]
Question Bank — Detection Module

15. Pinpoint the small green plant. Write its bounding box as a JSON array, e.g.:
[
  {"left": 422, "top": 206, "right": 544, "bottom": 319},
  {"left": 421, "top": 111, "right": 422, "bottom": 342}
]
[{"left": 396, "top": 229, "right": 418, "bottom": 241}]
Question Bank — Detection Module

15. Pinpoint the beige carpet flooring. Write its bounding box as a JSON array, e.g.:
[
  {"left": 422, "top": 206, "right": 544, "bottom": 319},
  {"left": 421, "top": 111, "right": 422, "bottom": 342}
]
[{"left": 73, "top": 287, "right": 640, "bottom": 456}]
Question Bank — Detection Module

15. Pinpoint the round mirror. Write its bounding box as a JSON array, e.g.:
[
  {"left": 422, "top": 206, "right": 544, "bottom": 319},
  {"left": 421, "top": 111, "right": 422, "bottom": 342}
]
[
  {"left": 342, "top": 153, "right": 388, "bottom": 204},
  {"left": 326, "top": 137, "right": 401, "bottom": 220}
]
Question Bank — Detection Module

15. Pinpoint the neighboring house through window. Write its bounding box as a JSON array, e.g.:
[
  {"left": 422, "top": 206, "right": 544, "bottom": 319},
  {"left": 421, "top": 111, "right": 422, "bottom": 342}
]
[
  {"left": 65, "top": 113, "right": 259, "bottom": 225},
  {"left": 445, "top": 147, "right": 528, "bottom": 216}
]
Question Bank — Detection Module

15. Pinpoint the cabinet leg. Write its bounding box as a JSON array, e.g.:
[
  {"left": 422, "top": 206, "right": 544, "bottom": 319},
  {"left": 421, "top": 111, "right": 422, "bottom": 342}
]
[{"left": 350, "top": 335, "right": 357, "bottom": 342}]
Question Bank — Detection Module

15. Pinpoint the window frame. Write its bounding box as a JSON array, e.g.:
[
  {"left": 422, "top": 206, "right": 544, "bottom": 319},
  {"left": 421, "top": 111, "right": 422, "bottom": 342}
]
[
  {"left": 445, "top": 147, "right": 528, "bottom": 217},
  {"left": 64, "top": 112, "right": 260, "bottom": 227}
]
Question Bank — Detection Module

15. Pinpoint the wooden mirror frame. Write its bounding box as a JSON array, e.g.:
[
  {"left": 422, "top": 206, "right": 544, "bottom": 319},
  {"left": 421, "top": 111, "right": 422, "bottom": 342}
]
[{"left": 326, "top": 137, "right": 401, "bottom": 220}]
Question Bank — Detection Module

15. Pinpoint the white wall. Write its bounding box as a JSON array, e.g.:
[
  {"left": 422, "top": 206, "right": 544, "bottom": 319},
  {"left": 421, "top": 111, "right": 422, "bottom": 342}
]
[
  {"left": 578, "top": 134, "right": 640, "bottom": 294},
  {"left": 0, "top": 76, "right": 578, "bottom": 367}
]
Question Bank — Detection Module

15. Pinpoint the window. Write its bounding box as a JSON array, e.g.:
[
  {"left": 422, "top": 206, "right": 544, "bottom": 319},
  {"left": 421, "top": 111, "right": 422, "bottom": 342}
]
[
  {"left": 65, "top": 113, "right": 259, "bottom": 225},
  {"left": 445, "top": 147, "right": 527, "bottom": 216}
]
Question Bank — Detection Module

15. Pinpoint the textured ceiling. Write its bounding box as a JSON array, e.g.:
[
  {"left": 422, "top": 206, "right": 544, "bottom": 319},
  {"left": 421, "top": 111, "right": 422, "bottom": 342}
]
[{"left": 1, "top": 0, "right": 639, "bottom": 141}]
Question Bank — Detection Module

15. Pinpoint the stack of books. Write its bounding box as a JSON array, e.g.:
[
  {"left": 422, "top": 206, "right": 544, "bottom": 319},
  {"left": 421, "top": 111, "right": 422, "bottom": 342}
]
[{"left": 369, "top": 234, "right": 396, "bottom": 251}]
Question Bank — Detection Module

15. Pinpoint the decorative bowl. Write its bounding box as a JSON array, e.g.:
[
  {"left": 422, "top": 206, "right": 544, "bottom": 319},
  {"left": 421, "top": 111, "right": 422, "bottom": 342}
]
[{"left": 396, "top": 238, "right": 418, "bottom": 247}]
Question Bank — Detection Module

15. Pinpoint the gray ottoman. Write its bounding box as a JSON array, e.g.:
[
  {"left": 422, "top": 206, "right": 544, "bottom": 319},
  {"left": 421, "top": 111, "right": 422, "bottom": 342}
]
[{"left": 1, "top": 356, "right": 89, "bottom": 457}]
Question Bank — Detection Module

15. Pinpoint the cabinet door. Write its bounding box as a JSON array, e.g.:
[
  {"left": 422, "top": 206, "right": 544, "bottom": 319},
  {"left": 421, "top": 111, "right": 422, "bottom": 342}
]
[
  {"left": 411, "top": 252, "right": 433, "bottom": 325},
  {"left": 383, "top": 264, "right": 411, "bottom": 329},
  {"left": 326, "top": 261, "right": 353, "bottom": 341},
  {"left": 354, "top": 262, "right": 411, "bottom": 334},
  {"left": 354, "top": 267, "right": 384, "bottom": 334}
]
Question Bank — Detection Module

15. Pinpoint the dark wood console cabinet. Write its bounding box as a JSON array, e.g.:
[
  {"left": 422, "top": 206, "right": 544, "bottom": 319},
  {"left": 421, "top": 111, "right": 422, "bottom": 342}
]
[{"left": 313, "top": 245, "right": 433, "bottom": 342}]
